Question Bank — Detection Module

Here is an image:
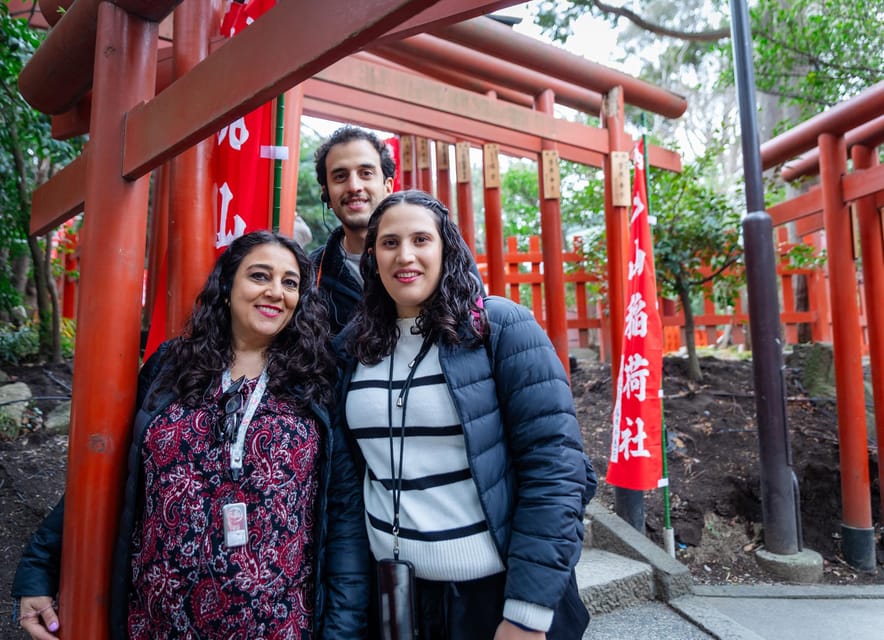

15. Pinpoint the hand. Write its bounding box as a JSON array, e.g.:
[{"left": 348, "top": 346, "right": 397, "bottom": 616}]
[
  {"left": 18, "top": 596, "right": 59, "bottom": 640},
  {"left": 493, "top": 619, "right": 546, "bottom": 640}
]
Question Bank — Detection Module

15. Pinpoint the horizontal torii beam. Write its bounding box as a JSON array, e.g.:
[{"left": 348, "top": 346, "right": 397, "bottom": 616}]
[
  {"left": 766, "top": 163, "right": 884, "bottom": 230},
  {"left": 120, "top": 0, "right": 442, "bottom": 179}
]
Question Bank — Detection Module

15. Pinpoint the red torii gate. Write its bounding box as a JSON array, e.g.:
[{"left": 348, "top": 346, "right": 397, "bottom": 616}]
[
  {"left": 760, "top": 81, "right": 884, "bottom": 571},
  {"left": 16, "top": 1, "right": 686, "bottom": 636}
]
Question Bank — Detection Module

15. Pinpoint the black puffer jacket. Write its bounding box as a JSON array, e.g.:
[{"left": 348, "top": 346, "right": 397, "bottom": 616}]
[
  {"left": 13, "top": 344, "right": 369, "bottom": 639},
  {"left": 311, "top": 227, "right": 363, "bottom": 336},
  {"left": 336, "top": 295, "right": 596, "bottom": 615}
]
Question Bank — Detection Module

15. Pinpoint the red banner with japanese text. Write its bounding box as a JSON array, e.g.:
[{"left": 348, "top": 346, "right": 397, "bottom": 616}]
[
  {"left": 144, "top": 0, "right": 276, "bottom": 360},
  {"left": 214, "top": 0, "right": 277, "bottom": 254},
  {"left": 607, "top": 139, "right": 664, "bottom": 490}
]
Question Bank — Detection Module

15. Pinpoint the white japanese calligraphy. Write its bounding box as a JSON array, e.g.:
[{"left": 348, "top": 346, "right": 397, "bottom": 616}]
[
  {"left": 216, "top": 182, "right": 247, "bottom": 249},
  {"left": 623, "top": 353, "right": 651, "bottom": 401},
  {"left": 618, "top": 416, "right": 651, "bottom": 460},
  {"left": 630, "top": 189, "right": 645, "bottom": 224},
  {"left": 624, "top": 293, "right": 649, "bottom": 339},
  {"left": 628, "top": 238, "right": 646, "bottom": 280},
  {"left": 217, "top": 117, "right": 250, "bottom": 151}
]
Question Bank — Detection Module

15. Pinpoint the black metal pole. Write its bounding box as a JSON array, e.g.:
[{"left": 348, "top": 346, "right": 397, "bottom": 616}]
[{"left": 729, "top": 0, "right": 801, "bottom": 554}]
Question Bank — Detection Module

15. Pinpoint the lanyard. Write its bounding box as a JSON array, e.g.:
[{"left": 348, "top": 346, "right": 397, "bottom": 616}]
[
  {"left": 222, "top": 368, "right": 268, "bottom": 476},
  {"left": 387, "top": 335, "right": 433, "bottom": 559}
]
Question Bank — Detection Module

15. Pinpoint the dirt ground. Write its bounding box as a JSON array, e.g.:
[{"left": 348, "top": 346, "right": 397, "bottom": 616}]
[
  {"left": 1, "top": 350, "right": 882, "bottom": 638},
  {"left": 572, "top": 348, "right": 883, "bottom": 586}
]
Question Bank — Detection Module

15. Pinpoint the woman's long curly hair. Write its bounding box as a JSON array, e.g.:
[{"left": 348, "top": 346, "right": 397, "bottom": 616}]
[
  {"left": 154, "top": 231, "right": 335, "bottom": 410},
  {"left": 349, "top": 190, "right": 486, "bottom": 365}
]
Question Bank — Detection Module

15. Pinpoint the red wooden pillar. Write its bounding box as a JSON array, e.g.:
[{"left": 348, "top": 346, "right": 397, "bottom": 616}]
[
  {"left": 277, "top": 84, "right": 304, "bottom": 237},
  {"left": 61, "top": 5, "right": 158, "bottom": 638},
  {"left": 146, "top": 164, "right": 170, "bottom": 324},
  {"left": 167, "top": 0, "right": 220, "bottom": 335},
  {"left": 61, "top": 229, "right": 78, "bottom": 320},
  {"left": 535, "top": 89, "right": 569, "bottom": 375},
  {"left": 416, "top": 137, "right": 432, "bottom": 193},
  {"left": 400, "top": 135, "right": 416, "bottom": 190},
  {"left": 435, "top": 141, "right": 452, "bottom": 212},
  {"left": 602, "top": 87, "right": 631, "bottom": 376},
  {"left": 482, "top": 142, "right": 505, "bottom": 297},
  {"left": 454, "top": 141, "right": 476, "bottom": 255},
  {"left": 852, "top": 143, "right": 884, "bottom": 521},
  {"left": 807, "top": 232, "right": 831, "bottom": 343},
  {"left": 819, "top": 133, "right": 874, "bottom": 569}
]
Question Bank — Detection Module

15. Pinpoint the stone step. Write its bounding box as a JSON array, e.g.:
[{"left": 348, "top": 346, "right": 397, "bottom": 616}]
[
  {"left": 576, "top": 548, "right": 654, "bottom": 614},
  {"left": 585, "top": 501, "right": 694, "bottom": 603}
]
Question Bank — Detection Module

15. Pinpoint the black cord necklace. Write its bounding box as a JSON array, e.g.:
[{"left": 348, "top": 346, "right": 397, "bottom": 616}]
[{"left": 387, "top": 334, "right": 433, "bottom": 559}]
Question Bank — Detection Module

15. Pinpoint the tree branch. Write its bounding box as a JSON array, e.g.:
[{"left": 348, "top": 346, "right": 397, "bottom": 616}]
[{"left": 591, "top": 0, "right": 731, "bottom": 42}]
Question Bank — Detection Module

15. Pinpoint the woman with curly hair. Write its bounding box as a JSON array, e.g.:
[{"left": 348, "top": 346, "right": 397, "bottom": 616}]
[
  {"left": 14, "top": 231, "right": 368, "bottom": 640},
  {"left": 336, "top": 191, "right": 596, "bottom": 640}
]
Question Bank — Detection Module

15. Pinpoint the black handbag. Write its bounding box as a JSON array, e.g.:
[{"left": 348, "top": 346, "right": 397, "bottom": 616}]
[
  {"left": 377, "top": 557, "right": 417, "bottom": 640},
  {"left": 376, "top": 337, "right": 433, "bottom": 640}
]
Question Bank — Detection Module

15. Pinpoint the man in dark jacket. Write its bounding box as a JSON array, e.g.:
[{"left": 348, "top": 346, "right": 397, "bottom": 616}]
[{"left": 310, "top": 126, "right": 395, "bottom": 334}]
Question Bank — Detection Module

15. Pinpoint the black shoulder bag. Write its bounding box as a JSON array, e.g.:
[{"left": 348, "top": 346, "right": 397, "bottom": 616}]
[{"left": 377, "top": 336, "right": 433, "bottom": 640}]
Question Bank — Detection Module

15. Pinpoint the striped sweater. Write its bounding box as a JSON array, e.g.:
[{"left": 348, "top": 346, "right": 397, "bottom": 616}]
[{"left": 345, "top": 318, "right": 505, "bottom": 581}]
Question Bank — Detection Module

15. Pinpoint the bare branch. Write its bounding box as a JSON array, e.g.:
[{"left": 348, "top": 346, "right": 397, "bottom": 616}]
[{"left": 591, "top": 0, "right": 731, "bottom": 42}]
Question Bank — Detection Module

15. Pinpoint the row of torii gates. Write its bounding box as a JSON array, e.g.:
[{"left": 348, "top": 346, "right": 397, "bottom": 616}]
[
  {"left": 760, "top": 82, "right": 884, "bottom": 571},
  {"left": 14, "top": 1, "right": 684, "bottom": 636},
  {"left": 10, "top": 0, "right": 883, "bottom": 636}
]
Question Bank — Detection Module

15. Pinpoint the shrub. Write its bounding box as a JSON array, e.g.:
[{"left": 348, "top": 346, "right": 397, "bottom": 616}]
[{"left": 0, "top": 322, "right": 39, "bottom": 365}]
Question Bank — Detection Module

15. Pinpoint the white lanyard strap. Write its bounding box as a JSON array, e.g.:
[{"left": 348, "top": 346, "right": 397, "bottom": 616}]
[{"left": 222, "top": 368, "right": 268, "bottom": 473}]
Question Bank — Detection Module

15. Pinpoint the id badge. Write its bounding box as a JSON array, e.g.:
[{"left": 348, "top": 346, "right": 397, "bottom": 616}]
[{"left": 222, "top": 502, "right": 248, "bottom": 548}]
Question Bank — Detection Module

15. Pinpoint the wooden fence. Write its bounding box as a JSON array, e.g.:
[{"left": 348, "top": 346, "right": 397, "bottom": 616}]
[{"left": 478, "top": 235, "right": 868, "bottom": 361}]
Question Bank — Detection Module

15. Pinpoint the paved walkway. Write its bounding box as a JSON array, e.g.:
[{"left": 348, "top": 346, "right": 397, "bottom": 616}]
[{"left": 584, "top": 584, "right": 884, "bottom": 640}]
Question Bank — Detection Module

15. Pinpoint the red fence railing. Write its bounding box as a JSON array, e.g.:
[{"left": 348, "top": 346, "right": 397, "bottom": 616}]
[{"left": 477, "top": 235, "right": 866, "bottom": 360}]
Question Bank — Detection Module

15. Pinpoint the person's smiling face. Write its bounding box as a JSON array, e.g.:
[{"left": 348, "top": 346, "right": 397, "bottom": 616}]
[
  {"left": 323, "top": 139, "right": 393, "bottom": 235},
  {"left": 373, "top": 202, "right": 443, "bottom": 318},
  {"left": 228, "top": 243, "right": 300, "bottom": 350}
]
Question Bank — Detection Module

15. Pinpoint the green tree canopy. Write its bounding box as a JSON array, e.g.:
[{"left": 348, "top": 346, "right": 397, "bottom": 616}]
[{"left": 1, "top": 6, "right": 83, "bottom": 362}]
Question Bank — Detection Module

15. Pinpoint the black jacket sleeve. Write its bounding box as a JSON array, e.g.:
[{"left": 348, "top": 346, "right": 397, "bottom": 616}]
[{"left": 12, "top": 496, "right": 65, "bottom": 598}]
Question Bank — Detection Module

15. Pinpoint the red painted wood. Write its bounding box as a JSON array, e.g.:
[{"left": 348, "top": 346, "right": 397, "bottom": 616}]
[
  {"left": 819, "top": 133, "right": 872, "bottom": 529},
  {"left": 60, "top": 6, "right": 158, "bottom": 638},
  {"left": 852, "top": 144, "right": 884, "bottom": 521},
  {"left": 536, "top": 90, "right": 570, "bottom": 375}
]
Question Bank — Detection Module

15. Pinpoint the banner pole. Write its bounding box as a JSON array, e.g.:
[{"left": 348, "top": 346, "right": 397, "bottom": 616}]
[
  {"left": 642, "top": 114, "right": 675, "bottom": 557},
  {"left": 272, "top": 92, "right": 285, "bottom": 232}
]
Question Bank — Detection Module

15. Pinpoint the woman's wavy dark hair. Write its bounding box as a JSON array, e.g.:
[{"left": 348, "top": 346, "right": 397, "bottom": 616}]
[
  {"left": 349, "top": 190, "right": 486, "bottom": 365},
  {"left": 154, "top": 231, "right": 335, "bottom": 410}
]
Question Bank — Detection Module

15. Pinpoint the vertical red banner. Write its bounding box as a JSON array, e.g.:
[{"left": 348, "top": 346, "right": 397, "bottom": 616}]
[
  {"left": 144, "top": 0, "right": 277, "bottom": 360},
  {"left": 214, "top": 0, "right": 277, "bottom": 255},
  {"left": 607, "top": 139, "right": 664, "bottom": 490}
]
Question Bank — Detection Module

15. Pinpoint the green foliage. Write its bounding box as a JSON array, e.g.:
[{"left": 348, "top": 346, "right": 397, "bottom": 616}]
[
  {"left": 535, "top": 0, "right": 883, "bottom": 133},
  {"left": 784, "top": 241, "right": 826, "bottom": 270},
  {"left": 750, "top": 0, "right": 884, "bottom": 123},
  {"left": 500, "top": 160, "right": 540, "bottom": 245},
  {"left": 650, "top": 142, "right": 744, "bottom": 308},
  {"left": 60, "top": 317, "right": 76, "bottom": 359},
  {"left": 0, "top": 6, "right": 83, "bottom": 364},
  {"left": 0, "top": 321, "right": 39, "bottom": 364},
  {"left": 499, "top": 158, "right": 605, "bottom": 244},
  {"left": 293, "top": 127, "right": 328, "bottom": 252}
]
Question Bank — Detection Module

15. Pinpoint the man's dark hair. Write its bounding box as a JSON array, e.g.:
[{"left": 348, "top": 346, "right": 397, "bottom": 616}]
[{"left": 314, "top": 125, "right": 396, "bottom": 196}]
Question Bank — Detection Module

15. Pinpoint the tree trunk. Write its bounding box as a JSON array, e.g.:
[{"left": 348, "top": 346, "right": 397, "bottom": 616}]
[
  {"left": 27, "top": 235, "right": 54, "bottom": 362},
  {"left": 9, "top": 117, "right": 62, "bottom": 363},
  {"left": 676, "top": 278, "right": 703, "bottom": 382},
  {"left": 43, "top": 237, "right": 62, "bottom": 363}
]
